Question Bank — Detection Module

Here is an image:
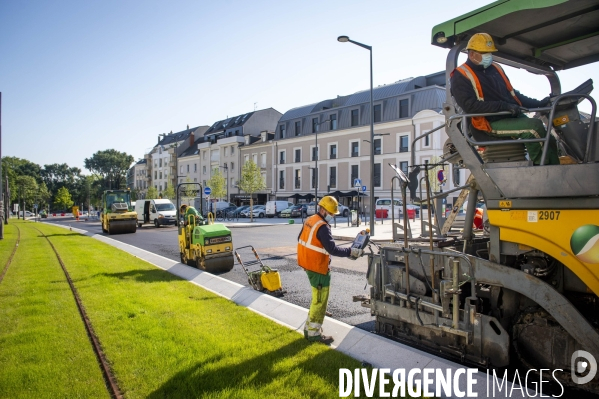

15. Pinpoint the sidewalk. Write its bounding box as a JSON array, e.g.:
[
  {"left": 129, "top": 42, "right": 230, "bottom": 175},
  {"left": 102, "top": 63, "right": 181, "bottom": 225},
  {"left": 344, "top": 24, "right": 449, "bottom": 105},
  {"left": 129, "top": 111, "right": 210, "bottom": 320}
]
[
  {"left": 48, "top": 222, "right": 530, "bottom": 398},
  {"left": 331, "top": 216, "right": 423, "bottom": 242}
]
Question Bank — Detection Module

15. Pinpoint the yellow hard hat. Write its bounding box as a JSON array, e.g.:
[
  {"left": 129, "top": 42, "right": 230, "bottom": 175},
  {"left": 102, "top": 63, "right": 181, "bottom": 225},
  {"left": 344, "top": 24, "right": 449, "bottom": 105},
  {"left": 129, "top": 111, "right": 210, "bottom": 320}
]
[
  {"left": 318, "top": 196, "right": 340, "bottom": 215},
  {"left": 180, "top": 204, "right": 188, "bottom": 211},
  {"left": 466, "top": 33, "right": 498, "bottom": 53}
]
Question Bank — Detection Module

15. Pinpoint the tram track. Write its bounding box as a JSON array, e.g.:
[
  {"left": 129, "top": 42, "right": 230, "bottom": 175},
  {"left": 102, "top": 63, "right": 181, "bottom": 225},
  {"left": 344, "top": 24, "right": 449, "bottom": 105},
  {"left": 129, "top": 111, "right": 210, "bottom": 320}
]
[
  {"left": 32, "top": 226, "right": 123, "bottom": 399},
  {"left": 0, "top": 225, "right": 20, "bottom": 284}
]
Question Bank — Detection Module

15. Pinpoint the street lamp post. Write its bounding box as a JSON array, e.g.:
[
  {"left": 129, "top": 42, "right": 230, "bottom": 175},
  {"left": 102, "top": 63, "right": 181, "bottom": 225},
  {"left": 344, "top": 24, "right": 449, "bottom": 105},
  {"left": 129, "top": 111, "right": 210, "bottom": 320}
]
[{"left": 338, "top": 35, "right": 375, "bottom": 235}]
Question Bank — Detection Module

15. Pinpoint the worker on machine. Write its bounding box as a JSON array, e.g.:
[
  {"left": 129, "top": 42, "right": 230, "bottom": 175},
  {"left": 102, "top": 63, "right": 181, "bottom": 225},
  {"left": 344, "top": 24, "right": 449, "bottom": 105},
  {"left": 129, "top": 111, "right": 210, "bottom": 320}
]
[
  {"left": 297, "top": 196, "right": 363, "bottom": 345},
  {"left": 180, "top": 204, "right": 203, "bottom": 226},
  {"left": 450, "top": 33, "right": 559, "bottom": 165}
]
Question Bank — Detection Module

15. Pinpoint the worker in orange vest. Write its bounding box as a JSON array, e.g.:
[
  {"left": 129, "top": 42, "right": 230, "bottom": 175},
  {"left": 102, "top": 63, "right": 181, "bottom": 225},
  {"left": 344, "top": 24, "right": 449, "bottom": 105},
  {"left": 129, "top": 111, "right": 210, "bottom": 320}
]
[
  {"left": 450, "top": 33, "right": 559, "bottom": 165},
  {"left": 297, "top": 196, "right": 363, "bottom": 344}
]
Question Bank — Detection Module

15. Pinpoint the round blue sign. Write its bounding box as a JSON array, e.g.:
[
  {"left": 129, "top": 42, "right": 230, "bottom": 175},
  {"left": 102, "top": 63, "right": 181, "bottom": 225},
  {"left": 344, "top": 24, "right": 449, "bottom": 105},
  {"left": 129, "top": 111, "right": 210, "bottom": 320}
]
[{"left": 204, "top": 187, "right": 212, "bottom": 196}]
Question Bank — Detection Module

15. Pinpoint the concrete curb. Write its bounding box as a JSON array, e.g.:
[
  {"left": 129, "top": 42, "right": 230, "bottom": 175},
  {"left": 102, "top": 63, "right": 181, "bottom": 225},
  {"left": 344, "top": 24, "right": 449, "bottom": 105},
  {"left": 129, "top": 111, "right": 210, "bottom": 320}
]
[{"left": 41, "top": 221, "right": 531, "bottom": 398}]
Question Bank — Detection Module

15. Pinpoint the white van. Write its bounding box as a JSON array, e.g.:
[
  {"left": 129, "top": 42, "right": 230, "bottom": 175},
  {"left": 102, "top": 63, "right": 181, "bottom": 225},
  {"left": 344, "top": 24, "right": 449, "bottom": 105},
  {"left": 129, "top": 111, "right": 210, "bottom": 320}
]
[
  {"left": 135, "top": 199, "right": 177, "bottom": 227},
  {"left": 375, "top": 198, "right": 402, "bottom": 218},
  {"left": 265, "top": 201, "right": 293, "bottom": 218}
]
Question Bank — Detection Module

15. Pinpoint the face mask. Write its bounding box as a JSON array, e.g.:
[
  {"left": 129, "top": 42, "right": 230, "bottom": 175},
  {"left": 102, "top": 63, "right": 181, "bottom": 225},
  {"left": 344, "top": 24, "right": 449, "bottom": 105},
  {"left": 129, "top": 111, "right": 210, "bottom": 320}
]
[
  {"left": 324, "top": 214, "right": 333, "bottom": 222},
  {"left": 481, "top": 53, "right": 493, "bottom": 68}
]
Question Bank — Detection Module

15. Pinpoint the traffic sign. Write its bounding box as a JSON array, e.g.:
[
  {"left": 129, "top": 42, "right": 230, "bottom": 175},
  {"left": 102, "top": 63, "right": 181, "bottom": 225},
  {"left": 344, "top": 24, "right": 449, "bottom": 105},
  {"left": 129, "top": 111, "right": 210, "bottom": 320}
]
[
  {"left": 33, "top": 204, "right": 38, "bottom": 209},
  {"left": 361, "top": 185, "right": 367, "bottom": 193},
  {"left": 353, "top": 178, "right": 362, "bottom": 188},
  {"left": 204, "top": 187, "right": 212, "bottom": 196},
  {"left": 437, "top": 170, "right": 445, "bottom": 183}
]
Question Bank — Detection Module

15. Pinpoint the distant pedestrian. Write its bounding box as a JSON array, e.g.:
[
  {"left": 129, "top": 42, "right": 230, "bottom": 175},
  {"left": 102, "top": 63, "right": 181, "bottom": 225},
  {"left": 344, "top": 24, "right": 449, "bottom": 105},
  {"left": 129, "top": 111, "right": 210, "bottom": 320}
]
[{"left": 297, "top": 196, "right": 364, "bottom": 344}]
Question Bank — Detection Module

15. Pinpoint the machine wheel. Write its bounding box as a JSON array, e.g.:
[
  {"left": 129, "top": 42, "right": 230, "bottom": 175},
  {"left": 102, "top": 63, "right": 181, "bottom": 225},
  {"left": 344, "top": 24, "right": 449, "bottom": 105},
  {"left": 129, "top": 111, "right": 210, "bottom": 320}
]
[
  {"left": 107, "top": 224, "right": 112, "bottom": 235},
  {"left": 138, "top": 223, "right": 142, "bottom": 228},
  {"left": 197, "top": 256, "right": 206, "bottom": 270},
  {"left": 102, "top": 221, "right": 107, "bottom": 233},
  {"left": 154, "top": 219, "right": 159, "bottom": 228},
  {"left": 180, "top": 251, "right": 188, "bottom": 265}
]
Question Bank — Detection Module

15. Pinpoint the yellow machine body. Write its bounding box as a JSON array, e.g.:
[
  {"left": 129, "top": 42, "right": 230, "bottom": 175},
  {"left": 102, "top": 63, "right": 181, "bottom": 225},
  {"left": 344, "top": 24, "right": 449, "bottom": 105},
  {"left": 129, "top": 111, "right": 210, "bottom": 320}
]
[{"left": 488, "top": 209, "right": 599, "bottom": 296}]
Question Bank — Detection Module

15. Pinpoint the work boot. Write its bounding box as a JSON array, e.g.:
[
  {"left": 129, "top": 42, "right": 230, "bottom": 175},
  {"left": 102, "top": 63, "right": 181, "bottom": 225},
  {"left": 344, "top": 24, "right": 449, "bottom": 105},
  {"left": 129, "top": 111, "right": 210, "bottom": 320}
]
[{"left": 306, "top": 333, "right": 334, "bottom": 345}]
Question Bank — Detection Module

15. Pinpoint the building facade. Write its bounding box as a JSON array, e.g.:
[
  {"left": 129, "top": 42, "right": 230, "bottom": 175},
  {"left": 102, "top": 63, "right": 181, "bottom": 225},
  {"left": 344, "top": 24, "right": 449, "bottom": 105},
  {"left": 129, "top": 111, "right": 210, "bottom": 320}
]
[{"left": 126, "top": 158, "right": 148, "bottom": 197}]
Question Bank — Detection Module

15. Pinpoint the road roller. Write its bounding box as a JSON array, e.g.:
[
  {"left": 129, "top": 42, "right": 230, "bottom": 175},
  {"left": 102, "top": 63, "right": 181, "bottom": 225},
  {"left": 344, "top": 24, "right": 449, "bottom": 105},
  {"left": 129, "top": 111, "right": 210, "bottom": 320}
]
[
  {"left": 177, "top": 182, "right": 234, "bottom": 273},
  {"left": 100, "top": 189, "right": 137, "bottom": 235}
]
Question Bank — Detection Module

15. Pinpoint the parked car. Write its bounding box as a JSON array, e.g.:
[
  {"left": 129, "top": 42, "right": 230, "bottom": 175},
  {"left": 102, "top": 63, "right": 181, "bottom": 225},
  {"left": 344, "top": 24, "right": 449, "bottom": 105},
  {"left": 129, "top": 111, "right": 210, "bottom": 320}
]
[
  {"left": 19, "top": 211, "right": 33, "bottom": 217},
  {"left": 375, "top": 198, "right": 402, "bottom": 218},
  {"left": 218, "top": 205, "right": 238, "bottom": 216},
  {"left": 240, "top": 205, "right": 265, "bottom": 218},
  {"left": 279, "top": 204, "right": 307, "bottom": 218},
  {"left": 306, "top": 202, "right": 317, "bottom": 216},
  {"left": 337, "top": 204, "right": 350, "bottom": 217},
  {"left": 232, "top": 205, "right": 250, "bottom": 217},
  {"left": 265, "top": 201, "right": 294, "bottom": 218}
]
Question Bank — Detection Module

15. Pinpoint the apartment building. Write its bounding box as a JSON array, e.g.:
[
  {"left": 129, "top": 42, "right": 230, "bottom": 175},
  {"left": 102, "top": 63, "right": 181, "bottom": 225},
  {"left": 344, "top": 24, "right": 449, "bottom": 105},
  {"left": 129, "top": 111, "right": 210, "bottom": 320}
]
[
  {"left": 270, "top": 72, "right": 466, "bottom": 210},
  {"left": 126, "top": 158, "right": 148, "bottom": 196},
  {"left": 237, "top": 131, "right": 275, "bottom": 205},
  {"left": 177, "top": 108, "right": 282, "bottom": 203}
]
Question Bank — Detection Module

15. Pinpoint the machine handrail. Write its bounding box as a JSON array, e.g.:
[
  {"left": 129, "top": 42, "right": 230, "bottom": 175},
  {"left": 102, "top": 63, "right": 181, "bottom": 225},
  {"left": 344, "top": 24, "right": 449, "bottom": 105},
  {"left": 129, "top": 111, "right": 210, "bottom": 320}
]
[{"left": 449, "top": 93, "right": 597, "bottom": 165}]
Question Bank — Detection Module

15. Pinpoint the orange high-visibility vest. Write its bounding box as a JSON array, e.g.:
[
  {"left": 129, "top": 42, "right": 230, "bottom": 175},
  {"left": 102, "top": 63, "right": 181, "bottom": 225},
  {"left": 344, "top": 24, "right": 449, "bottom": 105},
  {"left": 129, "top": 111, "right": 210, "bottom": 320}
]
[
  {"left": 454, "top": 63, "right": 522, "bottom": 132},
  {"left": 297, "top": 214, "right": 330, "bottom": 275}
]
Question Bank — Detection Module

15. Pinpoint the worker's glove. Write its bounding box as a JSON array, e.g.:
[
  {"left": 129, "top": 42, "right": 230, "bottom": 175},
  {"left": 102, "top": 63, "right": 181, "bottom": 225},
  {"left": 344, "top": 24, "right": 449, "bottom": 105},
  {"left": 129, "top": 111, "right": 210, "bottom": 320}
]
[
  {"left": 504, "top": 103, "right": 521, "bottom": 117},
  {"left": 350, "top": 247, "right": 364, "bottom": 259}
]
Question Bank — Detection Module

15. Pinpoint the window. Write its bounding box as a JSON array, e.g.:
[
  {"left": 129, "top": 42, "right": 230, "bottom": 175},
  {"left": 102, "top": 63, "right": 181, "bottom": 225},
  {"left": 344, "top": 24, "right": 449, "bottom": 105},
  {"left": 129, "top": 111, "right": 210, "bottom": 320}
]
[
  {"left": 351, "top": 109, "right": 359, "bottom": 126},
  {"left": 279, "top": 151, "right": 285, "bottom": 164},
  {"left": 194, "top": 178, "right": 197, "bottom": 182},
  {"left": 224, "top": 147, "right": 228, "bottom": 156},
  {"left": 400, "top": 161, "right": 408, "bottom": 175},
  {"left": 399, "top": 99, "right": 409, "bottom": 118},
  {"left": 400, "top": 135, "right": 409, "bottom": 152},
  {"left": 351, "top": 141, "right": 359, "bottom": 157},
  {"left": 230, "top": 162, "right": 234, "bottom": 170},
  {"left": 194, "top": 163, "right": 197, "bottom": 172},
  {"left": 374, "top": 104, "right": 382, "bottom": 123},
  {"left": 230, "top": 177, "right": 234, "bottom": 187},
  {"left": 279, "top": 124, "right": 286, "bottom": 139},
  {"left": 425, "top": 134, "right": 430, "bottom": 147},
  {"left": 180, "top": 166, "right": 183, "bottom": 174},
  {"left": 295, "top": 121, "right": 301, "bottom": 136},
  {"left": 374, "top": 163, "right": 381, "bottom": 187},
  {"left": 260, "top": 153, "right": 266, "bottom": 168},
  {"left": 164, "top": 182, "right": 167, "bottom": 190},
  {"left": 312, "top": 118, "right": 319, "bottom": 133},
  {"left": 159, "top": 185, "right": 162, "bottom": 192},
  {"left": 329, "top": 166, "right": 336, "bottom": 188},
  {"left": 295, "top": 149, "right": 301, "bottom": 163},
  {"left": 203, "top": 180, "right": 207, "bottom": 187},
  {"left": 231, "top": 146, "right": 234, "bottom": 154},
  {"left": 279, "top": 170, "right": 285, "bottom": 189},
  {"left": 330, "top": 114, "right": 337, "bottom": 130},
  {"left": 203, "top": 151, "right": 207, "bottom": 160},
  {"left": 203, "top": 166, "right": 206, "bottom": 174},
  {"left": 159, "top": 159, "right": 162, "bottom": 167},
  {"left": 330, "top": 144, "right": 337, "bottom": 159},
  {"left": 159, "top": 172, "right": 162, "bottom": 179},
  {"left": 186, "top": 165, "right": 189, "bottom": 173},
  {"left": 374, "top": 138, "right": 381, "bottom": 155},
  {"left": 312, "top": 146, "right": 318, "bottom": 161},
  {"left": 351, "top": 165, "right": 359, "bottom": 185},
  {"left": 295, "top": 170, "right": 301, "bottom": 189},
  {"left": 244, "top": 154, "right": 249, "bottom": 163},
  {"left": 252, "top": 154, "right": 258, "bottom": 164}
]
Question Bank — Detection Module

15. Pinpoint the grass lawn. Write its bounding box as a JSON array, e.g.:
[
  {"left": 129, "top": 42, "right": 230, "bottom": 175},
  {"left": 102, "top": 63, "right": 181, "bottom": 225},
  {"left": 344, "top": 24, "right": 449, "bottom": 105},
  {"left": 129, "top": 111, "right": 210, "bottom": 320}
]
[
  {"left": 0, "top": 223, "right": 18, "bottom": 274},
  {"left": 1, "top": 221, "right": 418, "bottom": 398}
]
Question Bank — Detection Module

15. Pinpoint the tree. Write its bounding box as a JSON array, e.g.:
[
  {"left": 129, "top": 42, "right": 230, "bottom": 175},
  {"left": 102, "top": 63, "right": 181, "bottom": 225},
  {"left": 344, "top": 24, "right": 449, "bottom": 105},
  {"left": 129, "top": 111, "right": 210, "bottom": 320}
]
[
  {"left": 206, "top": 169, "right": 226, "bottom": 200},
  {"left": 15, "top": 175, "right": 38, "bottom": 211},
  {"left": 238, "top": 160, "right": 265, "bottom": 222},
  {"left": 146, "top": 186, "right": 158, "bottom": 199},
  {"left": 54, "top": 186, "right": 74, "bottom": 210},
  {"left": 84, "top": 149, "right": 134, "bottom": 190},
  {"left": 163, "top": 185, "right": 175, "bottom": 200}
]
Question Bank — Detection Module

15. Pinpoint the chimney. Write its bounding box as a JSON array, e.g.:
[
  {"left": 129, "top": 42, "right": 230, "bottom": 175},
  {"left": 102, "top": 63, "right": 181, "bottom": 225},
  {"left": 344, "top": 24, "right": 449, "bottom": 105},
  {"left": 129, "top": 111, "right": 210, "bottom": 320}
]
[
  {"left": 261, "top": 131, "right": 267, "bottom": 142},
  {"left": 189, "top": 132, "right": 194, "bottom": 146},
  {"left": 244, "top": 135, "right": 250, "bottom": 145},
  {"left": 187, "top": 124, "right": 189, "bottom": 130}
]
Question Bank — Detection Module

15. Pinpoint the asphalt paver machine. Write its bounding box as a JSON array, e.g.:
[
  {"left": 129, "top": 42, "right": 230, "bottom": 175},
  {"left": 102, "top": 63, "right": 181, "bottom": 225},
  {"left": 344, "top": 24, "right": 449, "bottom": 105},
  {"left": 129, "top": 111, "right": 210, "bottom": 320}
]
[
  {"left": 357, "top": 1, "right": 599, "bottom": 391},
  {"left": 177, "top": 183, "right": 234, "bottom": 273}
]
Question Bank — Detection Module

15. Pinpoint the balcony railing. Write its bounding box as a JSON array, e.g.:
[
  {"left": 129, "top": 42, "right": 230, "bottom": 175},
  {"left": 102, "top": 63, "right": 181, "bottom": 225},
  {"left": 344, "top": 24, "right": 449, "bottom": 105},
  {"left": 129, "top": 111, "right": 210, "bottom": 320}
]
[{"left": 279, "top": 179, "right": 284, "bottom": 189}]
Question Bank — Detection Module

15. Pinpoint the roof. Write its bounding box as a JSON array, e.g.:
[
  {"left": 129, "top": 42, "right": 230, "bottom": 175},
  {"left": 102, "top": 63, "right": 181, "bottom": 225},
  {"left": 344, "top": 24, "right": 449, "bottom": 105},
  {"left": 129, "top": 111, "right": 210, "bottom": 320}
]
[
  {"left": 431, "top": 0, "right": 599, "bottom": 70},
  {"left": 204, "top": 111, "right": 255, "bottom": 135},
  {"left": 135, "top": 159, "right": 147, "bottom": 165},
  {"left": 278, "top": 76, "right": 443, "bottom": 122},
  {"left": 179, "top": 138, "right": 202, "bottom": 158},
  {"left": 157, "top": 126, "right": 197, "bottom": 147}
]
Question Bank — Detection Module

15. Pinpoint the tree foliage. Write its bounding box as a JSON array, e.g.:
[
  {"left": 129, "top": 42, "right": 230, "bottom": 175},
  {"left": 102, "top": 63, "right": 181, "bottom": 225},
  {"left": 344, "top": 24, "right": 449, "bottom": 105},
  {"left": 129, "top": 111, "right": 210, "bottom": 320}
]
[
  {"left": 238, "top": 160, "right": 265, "bottom": 221},
  {"left": 84, "top": 149, "right": 134, "bottom": 190},
  {"left": 54, "top": 187, "right": 74, "bottom": 210},
  {"left": 162, "top": 185, "right": 175, "bottom": 200},
  {"left": 206, "top": 169, "right": 226, "bottom": 200},
  {"left": 146, "top": 186, "right": 158, "bottom": 199}
]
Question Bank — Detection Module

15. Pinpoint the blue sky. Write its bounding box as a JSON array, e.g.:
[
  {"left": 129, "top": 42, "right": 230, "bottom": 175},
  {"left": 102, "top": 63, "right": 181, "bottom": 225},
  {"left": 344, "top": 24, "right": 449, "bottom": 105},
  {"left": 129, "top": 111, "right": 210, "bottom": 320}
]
[{"left": 2, "top": 1, "right": 597, "bottom": 172}]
